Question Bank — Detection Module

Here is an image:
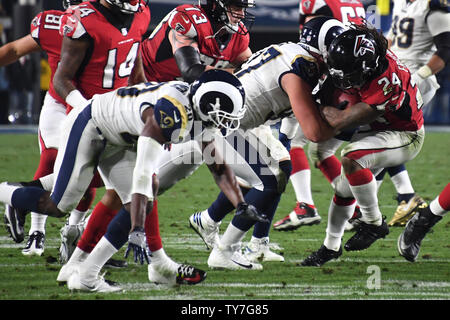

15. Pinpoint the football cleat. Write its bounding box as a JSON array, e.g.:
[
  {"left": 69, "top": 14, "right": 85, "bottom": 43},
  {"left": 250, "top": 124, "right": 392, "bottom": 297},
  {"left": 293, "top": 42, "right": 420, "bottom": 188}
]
[
  {"left": 273, "top": 202, "right": 321, "bottom": 231},
  {"left": 397, "top": 205, "right": 442, "bottom": 262},
  {"left": 4, "top": 204, "right": 26, "bottom": 243},
  {"left": 148, "top": 263, "right": 206, "bottom": 286},
  {"left": 208, "top": 243, "right": 263, "bottom": 270},
  {"left": 300, "top": 245, "right": 342, "bottom": 267},
  {"left": 21, "top": 231, "right": 45, "bottom": 256},
  {"left": 243, "top": 237, "right": 284, "bottom": 262},
  {"left": 57, "top": 261, "right": 80, "bottom": 283},
  {"left": 59, "top": 221, "right": 84, "bottom": 264},
  {"left": 176, "top": 264, "right": 207, "bottom": 285},
  {"left": 104, "top": 258, "right": 128, "bottom": 269},
  {"left": 189, "top": 211, "right": 221, "bottom": 250},
  {"left": 344, "top": 218, "right": 389, "bottom": 251},
  {"left": 67, "top": 271, "right": 122, "bottom": 293},
  {"left": 388, "top": 194, "right": 426, "bottom": 227},
  {"left": 344, "top": 206, "right": 362, "bottom": 232}
]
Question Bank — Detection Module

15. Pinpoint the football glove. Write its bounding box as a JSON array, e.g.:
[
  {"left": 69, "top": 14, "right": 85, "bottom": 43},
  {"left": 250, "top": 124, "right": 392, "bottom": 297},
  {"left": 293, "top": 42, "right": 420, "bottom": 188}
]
[
  {"left": 235, "top": 202, "right": 269, "bottom": 223},
  {"left": 124, "top": 227, "right": 151, "bottom": 264}
]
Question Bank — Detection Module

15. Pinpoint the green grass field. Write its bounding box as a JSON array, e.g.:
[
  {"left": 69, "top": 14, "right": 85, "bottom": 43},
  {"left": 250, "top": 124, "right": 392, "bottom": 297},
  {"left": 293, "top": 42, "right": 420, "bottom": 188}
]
[{"left": 0, "top": 131, "right": 449, "bottom": 302}]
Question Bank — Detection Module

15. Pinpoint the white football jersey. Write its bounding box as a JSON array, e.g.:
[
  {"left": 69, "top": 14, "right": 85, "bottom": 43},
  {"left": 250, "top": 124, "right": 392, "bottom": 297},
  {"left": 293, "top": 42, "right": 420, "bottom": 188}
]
[
  {"left": 91, "top": 81, "right": 192, "bottom": 146},
  {"left": 387, "top": 0, "right": 450, "bottom": 71},
  {"left": 234, "top": 42, "right": 320, "bottom": 131}
]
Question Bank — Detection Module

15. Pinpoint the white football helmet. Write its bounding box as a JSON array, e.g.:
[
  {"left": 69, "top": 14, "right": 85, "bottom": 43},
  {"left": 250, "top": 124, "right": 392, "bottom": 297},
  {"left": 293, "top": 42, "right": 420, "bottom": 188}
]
[{"left": 190, "top": 69, "right": 246, "bottom": 134}]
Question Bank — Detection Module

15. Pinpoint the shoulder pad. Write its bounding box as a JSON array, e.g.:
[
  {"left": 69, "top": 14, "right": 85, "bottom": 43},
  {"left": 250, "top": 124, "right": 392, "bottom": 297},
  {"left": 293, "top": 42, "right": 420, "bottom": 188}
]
[
  {"left": 291, "top": 53, "right": 321, "bottom": 83},
  {"left": 168, "top": 10, "right": 197, "bottom": 38},
  {"left": 429, "top": 0, "right": 450, "bottom": 13}
]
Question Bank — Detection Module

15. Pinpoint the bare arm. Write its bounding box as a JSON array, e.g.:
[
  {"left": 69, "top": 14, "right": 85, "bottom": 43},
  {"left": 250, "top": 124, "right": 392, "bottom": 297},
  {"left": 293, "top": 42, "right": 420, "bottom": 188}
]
[
  {"left": 202, "top": 140, "right": 245, "bottom": 208},
  {"left": 0, "top": 35, "right": 40, "bottom": 67},
  {"left": 231, "top": 47, "right": 252, "bottom": 68},
  {"left": 321, "top": 102, "right": 383, "bottom": 131},
  {"left": 53, "top": 36, "right": 89, "bottom": 100},
  {"left": 129, "top": 108, "right": 166, "bottom": 231},
  {"left": 128, "top": 51, "right": 147, "bottom": 85},
  {"left": 281, "top": 73, "right": 336, "bottom": 142}
]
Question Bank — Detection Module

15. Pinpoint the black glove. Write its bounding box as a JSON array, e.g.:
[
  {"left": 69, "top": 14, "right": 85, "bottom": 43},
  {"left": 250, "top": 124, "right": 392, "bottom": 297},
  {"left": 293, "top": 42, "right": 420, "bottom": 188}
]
[
  {"left": 235, "top": 202, "right": 269, "bottom": 223},
  {"left": 124, "top": 227, "right": 151, "bottom": 264}
]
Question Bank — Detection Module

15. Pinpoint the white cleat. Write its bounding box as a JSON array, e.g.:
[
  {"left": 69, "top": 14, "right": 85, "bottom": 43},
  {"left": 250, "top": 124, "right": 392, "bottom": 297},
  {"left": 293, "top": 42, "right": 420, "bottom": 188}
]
[
  {"left": 208, "top": 243, "right": 263, "bottom": 270},
  {"left": 56, "top": 261, "right": 80, "bottom": 283},
  {"left": 67, "top": 271, "right": 122, "bottom": 293},
  {"left": 148, "top": 263, "right": 177, "bottom": 286},
  {"left": 59, "top": 222, "right": 84, "bottom": 264},
  {"left": 189, "top": 211, "right": 221, "bottom": 250},
  {"left": 243, "top": 237, "right": 284, "bottom": 262}
]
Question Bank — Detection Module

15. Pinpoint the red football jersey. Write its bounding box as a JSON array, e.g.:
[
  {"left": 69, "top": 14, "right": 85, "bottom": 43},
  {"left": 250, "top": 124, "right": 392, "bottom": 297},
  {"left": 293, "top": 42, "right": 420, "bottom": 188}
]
[
  {"left": 59, "top": 1, "right": 151, "bottom": 99},
  {"left": 30, "top": 10, "right": 65, "bottom": 105},
  {"left": 299, "top": 0, "right": 366, "bottom": 28},
  {"left": 141, "top": 4, "right": 250, "bottom": 82},
  {"left": 357, "top": 50, "right": 424, "bottom": 131}
]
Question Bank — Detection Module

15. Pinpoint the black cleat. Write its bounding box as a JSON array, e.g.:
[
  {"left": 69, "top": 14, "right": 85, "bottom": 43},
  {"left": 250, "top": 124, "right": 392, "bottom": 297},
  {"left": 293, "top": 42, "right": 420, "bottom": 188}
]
[
  {"left": 344, "top": 218, "right": 389, "bottom": 251},
  {"left": 176, "top": 264, "right": 207, "bottom": 285},
  {"left": 105, "top": 258, "right": 128, "bottom": 269},
  {"left": 397, "top": 205, "right": 442, "bottom": 262},
  {"left": 4, "top": 204, "right": 26, "bottom": 243},
  {"left": 300, "top": 245, "right": 342, "bottom": 267}
]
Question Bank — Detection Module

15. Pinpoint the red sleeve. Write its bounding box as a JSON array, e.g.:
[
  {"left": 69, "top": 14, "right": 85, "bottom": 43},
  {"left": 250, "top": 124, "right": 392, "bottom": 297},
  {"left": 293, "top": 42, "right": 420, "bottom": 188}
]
[
  {"left": 59, "top": 6, "right": 88, "bottom": 39},
  {"left": 300, "top": 0, "right": 317, "bottom": 15},
  {"left": 30, "top": 12, "right": 43, "bottom": 38},
  {"left": 168, "top": 10, "right": 197, "bottom": 38}
]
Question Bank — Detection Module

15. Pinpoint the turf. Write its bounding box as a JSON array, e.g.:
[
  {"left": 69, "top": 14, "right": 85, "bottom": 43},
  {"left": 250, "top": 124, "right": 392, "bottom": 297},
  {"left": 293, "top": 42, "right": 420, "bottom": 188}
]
[{"left": 0, "top": 131, "right": 449, "bottom": 302}]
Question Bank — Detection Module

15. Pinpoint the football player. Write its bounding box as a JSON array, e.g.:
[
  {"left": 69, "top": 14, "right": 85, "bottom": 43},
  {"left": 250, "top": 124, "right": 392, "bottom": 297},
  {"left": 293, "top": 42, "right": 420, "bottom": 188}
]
[
  {"left": 140, "top": 0, "right": 290, "bottom": 270},
  {"left": 272, "top": 0, "right": 366, "bottom": 232},
  {"left": 140, "top": 0, "right": 254, "bottom": 83},
  {"left": 0, "top": 0, "right": 96, "bottom": 256},
  {"left": 52, "top": 0, "right": 152, "bottom": 265},
  {"left": 188, "top": 23, "right": 350, "bottom": 268},
  {"left": 398, "top": 182, "right": 449, "bottom": 262},
  {"left": 382, "top": 0, "right": 450, "bottom": 227},
  {"left": 300, "top": 21, "right": 425, "bottom": 266},
  {"left": 0, "top": 70, "right": 260, "bottom": 292}
]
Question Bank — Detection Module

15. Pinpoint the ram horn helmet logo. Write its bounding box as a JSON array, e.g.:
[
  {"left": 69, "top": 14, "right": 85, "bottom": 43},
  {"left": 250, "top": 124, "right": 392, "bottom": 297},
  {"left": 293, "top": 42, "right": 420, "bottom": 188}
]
[{"left": 353, "top": 34, "right": 375, "bottom": 57}]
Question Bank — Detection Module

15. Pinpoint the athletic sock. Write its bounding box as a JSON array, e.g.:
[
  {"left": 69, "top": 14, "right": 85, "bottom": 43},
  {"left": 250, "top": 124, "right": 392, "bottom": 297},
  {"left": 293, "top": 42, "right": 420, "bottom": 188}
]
[
  {"left": 346, "top": 168, "right": 382, "bottom": 225},
  {"left": 76, "top": 201, "right": 118, "bottom": 253},
  {"left": 324, "top": 195, "right": 356, "bottom": 251},
  {"left": 430, "top": 183, "right": 450, "bottom": 216},
  {"left": 145, "top": 200, "right": 163, "bottom": 252},
  {"left": 79, "top": 236, "right": 118, "bottom": 283},
  {"left": 29, "top": 212, "right": 47, "bottom": 235},
  {"left": 289, "top": 147, "right": 314, "bottom": 204},
  {"left": 317, "top": 155, "right": 342, "bottom": 185}
]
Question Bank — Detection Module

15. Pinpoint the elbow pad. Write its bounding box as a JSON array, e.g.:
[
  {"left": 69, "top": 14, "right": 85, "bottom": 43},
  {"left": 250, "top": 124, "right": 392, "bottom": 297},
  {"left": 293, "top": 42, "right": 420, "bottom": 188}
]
[{"left": 174, "top": 46, "right": 206, "bottom": 83}]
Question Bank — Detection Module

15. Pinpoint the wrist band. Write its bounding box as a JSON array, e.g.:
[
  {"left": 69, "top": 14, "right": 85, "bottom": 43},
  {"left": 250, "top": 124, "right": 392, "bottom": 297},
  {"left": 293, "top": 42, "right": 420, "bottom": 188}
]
[
  {"left": 66, "top": 89, "right": 88, "bottom": 109},
  {"left": 417, "top": 65, "right": 432, "bottom": 79}
]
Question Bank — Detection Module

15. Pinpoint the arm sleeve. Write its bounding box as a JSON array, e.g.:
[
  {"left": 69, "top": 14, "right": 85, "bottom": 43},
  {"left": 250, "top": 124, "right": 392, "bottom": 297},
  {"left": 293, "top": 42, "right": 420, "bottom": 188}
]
[{"left": 173, "top": 46, "right": 206, "bottom": 84}]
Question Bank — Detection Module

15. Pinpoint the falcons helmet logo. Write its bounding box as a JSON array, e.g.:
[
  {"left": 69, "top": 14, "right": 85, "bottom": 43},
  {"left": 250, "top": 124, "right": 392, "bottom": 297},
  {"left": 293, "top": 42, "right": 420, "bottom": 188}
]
[{"left": 353, "top": 34, "right": 375, "bottom": 57}]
